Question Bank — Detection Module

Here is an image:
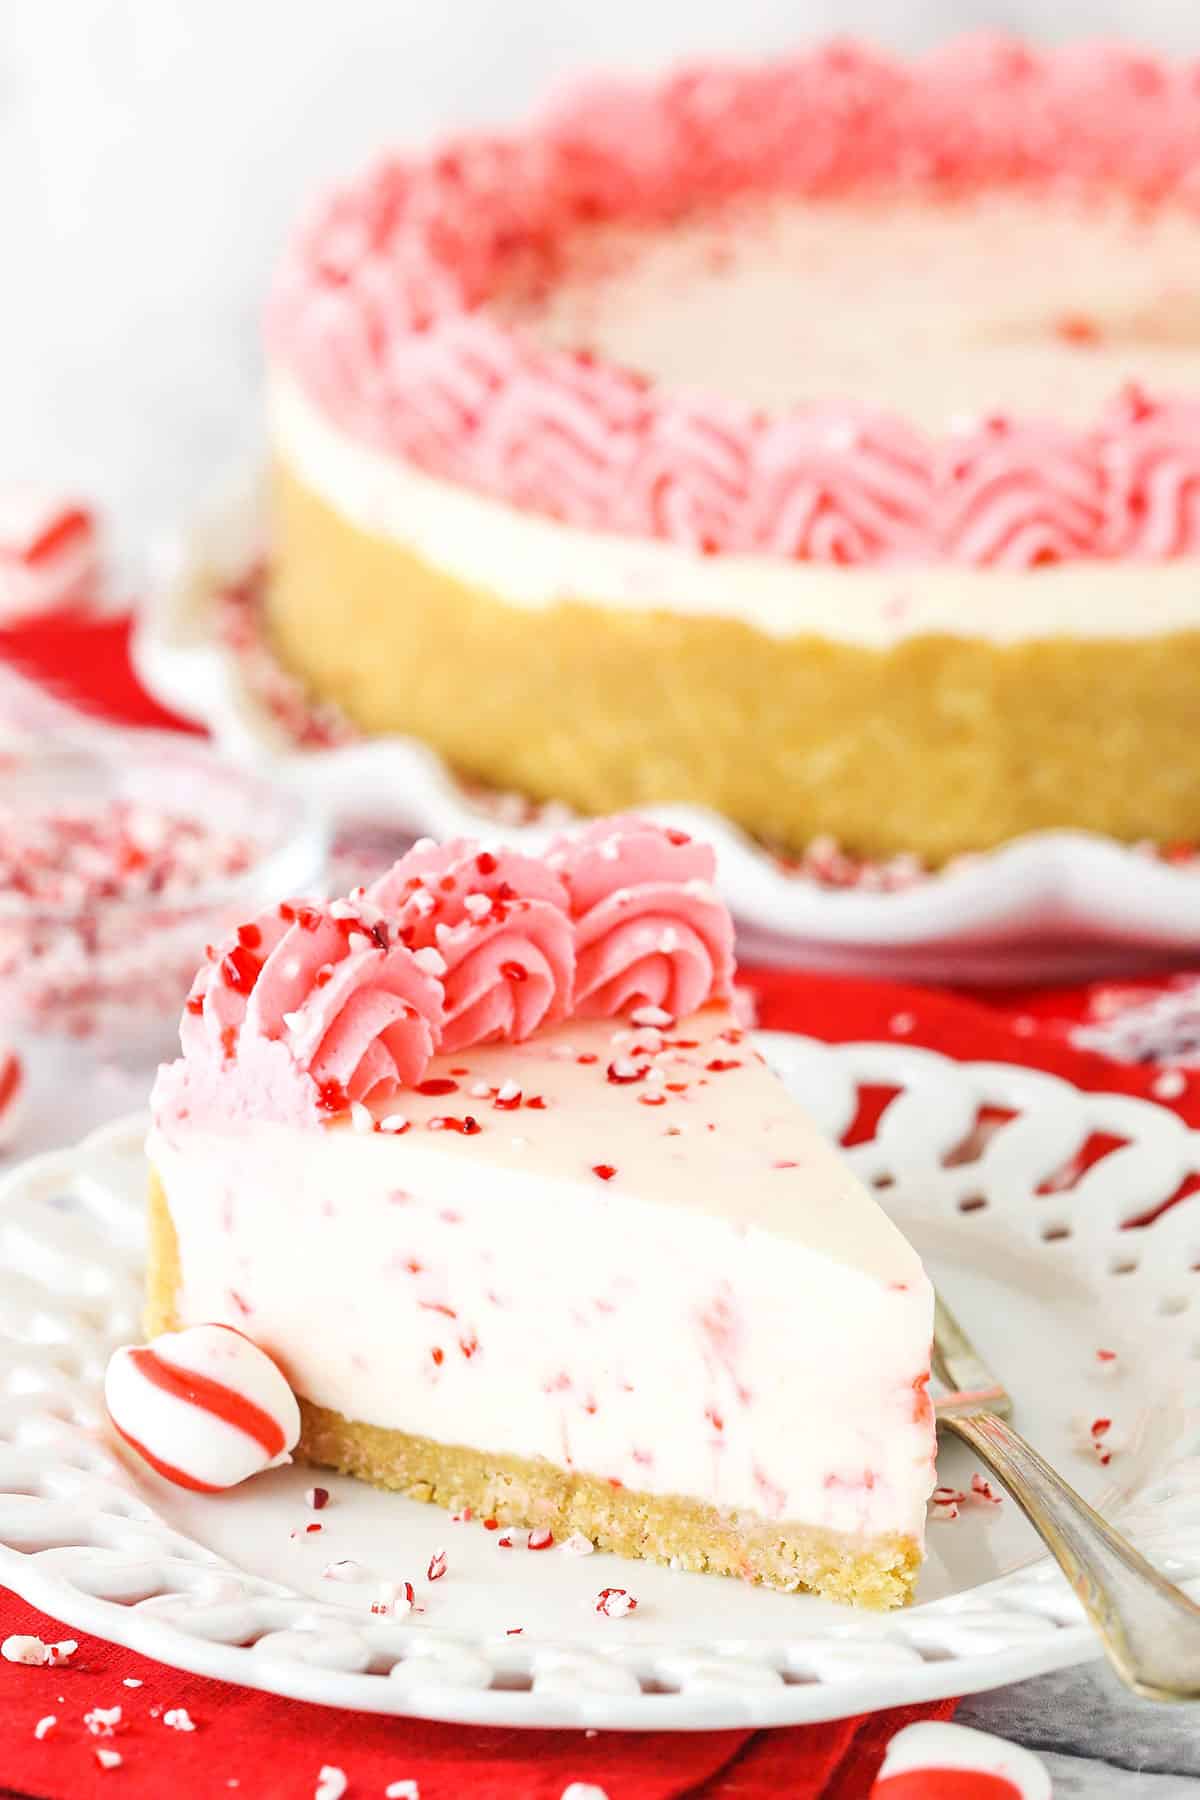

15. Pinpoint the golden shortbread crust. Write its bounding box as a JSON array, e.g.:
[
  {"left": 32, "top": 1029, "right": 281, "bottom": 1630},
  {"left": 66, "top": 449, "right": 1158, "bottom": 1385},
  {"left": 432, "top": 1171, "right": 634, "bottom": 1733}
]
[
  {"left": 265, "top": 460, "right": 1200, "bottom": 862},
  {"left": 146, "top": 1172, "right": 920, "bottom": 1608}
]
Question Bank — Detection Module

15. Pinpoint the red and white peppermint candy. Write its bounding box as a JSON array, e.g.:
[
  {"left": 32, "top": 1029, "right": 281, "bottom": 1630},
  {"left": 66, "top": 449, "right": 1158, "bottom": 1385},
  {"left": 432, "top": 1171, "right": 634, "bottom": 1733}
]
[
  {"left": 0, "top": 486, "right": 100, "bottom": 622},
  {"left": 105, "top": 1323, "right": 300, "bottom": 1491},
  {"left": 871, "top": 1721, "right": 1051, "bottom": 1799},
  {"left": 0, "top": 1043, "right": 25, "bottom": 1151}
]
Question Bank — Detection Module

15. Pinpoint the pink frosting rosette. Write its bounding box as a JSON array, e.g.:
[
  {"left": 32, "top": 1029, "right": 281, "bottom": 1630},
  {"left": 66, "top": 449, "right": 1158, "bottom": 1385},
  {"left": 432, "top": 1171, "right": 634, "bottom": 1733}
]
[
  {"left": 176, "top": 897, "right": 444, "bottom": 1116},
  {"left": 368, "top": 839, "right": 574, "bottom": 1052},
  {"left": 548, "top": 815, "right": 734, "bottom": 1018}
]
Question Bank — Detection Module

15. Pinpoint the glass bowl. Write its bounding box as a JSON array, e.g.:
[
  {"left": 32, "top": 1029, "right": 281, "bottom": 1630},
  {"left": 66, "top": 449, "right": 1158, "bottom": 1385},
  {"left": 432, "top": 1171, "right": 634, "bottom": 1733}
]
[{"left": 0, "top": 732, "right": 328, "bottom": 1063}]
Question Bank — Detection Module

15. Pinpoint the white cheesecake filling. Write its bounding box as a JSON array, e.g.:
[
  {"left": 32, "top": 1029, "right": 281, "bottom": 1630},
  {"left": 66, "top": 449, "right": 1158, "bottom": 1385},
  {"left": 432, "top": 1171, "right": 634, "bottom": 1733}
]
[
  {"left": 504, "top": 193, "right": 1200, "bottom": 431},
  {"left": 271, "top": 371, "right": 1200, "bottom": 648},
  {"left": 151, "top": 1012, "right": 935, "bottom": 1543}
]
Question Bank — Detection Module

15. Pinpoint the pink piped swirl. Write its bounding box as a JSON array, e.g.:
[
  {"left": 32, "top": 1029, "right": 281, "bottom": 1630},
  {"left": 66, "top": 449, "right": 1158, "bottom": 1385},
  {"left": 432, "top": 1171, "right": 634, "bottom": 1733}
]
[
  {"left": 179, "top": 898, "right": 444, "bottom": 1111},
  {"left": 935, "top": 418, "right": 1105, "bottom": 568},
  {"left": 549, "top": 816, "right": 735, "bottom": 1018},
  {"left": 1099, "top": 388, "right": 1200, "bottom": 558},
  {"left": 367, "top": 839, "right": 575, "bottom": 1052}
]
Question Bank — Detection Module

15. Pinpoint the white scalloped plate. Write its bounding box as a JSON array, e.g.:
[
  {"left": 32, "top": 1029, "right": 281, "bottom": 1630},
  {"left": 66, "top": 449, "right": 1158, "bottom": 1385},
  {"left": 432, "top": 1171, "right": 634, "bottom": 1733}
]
[
  {"left": 132, "top": 478, "right": 1200, "bottom": 985},
  {"left": 3, "top": 1037, "right": 1200, "bottom": 1729}
]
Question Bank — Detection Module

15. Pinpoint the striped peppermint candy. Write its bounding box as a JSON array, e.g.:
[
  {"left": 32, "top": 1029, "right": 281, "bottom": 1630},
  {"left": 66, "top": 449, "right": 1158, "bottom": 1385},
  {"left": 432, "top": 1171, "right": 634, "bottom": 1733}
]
[
  {"left": 0, "top": 1043, "right": 25, "bottom": 1151},
  {"left": 871, "top": 1722, "right": 1051, "bottom": 1799},
  {"left": 105, "top": 1324, "right": 301, "bottom": 1492}
]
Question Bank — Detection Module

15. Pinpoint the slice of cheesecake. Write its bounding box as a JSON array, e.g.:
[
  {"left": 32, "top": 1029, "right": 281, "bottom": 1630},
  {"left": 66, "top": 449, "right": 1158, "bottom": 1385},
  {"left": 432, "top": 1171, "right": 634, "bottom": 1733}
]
[{"left": 146, "top": 820, "right": 935, "bottom": 1607}]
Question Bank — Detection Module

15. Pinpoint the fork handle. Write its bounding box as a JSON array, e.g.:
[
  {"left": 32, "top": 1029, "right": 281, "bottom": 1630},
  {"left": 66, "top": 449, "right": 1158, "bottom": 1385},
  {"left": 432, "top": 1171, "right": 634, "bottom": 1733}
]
[{"left": 944, "top": 1410, "right": 1200, "bottom": 1700}]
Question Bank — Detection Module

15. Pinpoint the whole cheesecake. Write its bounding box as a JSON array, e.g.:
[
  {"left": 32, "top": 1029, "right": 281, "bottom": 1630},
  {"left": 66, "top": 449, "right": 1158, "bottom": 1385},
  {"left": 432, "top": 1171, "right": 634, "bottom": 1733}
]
[{"left": 265, "top": 39, "right": 1200, "bottom": 862}]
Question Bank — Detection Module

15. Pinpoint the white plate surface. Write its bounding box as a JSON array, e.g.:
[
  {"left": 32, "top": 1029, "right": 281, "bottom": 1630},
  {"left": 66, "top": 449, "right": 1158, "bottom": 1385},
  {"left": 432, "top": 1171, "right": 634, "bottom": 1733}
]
[
  {"left": 132, "top": 479, "right": 1200, "bottom": 984},
  {"left": 2, "top": 1037, "right": 1199, "bottom": 1729}
]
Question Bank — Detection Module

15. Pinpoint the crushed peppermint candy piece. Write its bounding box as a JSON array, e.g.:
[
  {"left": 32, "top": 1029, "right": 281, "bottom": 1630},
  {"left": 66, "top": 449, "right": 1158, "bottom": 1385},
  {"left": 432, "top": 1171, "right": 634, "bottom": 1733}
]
[
  {"left": 350, "top": 1100, "right": 375, "bottom": 1133},
  {"left": 450, "top": 1506, "right": 473, "bottom": 1523},
  {"left": 2, "top": 1635, "right": 51, "bottom": 1665},
  {"left": 594, "top": 1587, "right": 638, "bottom": 1618},
  {"left": 463, "top": 892, "right": 492, "bottom": 919},
  {"left": 930, "top": 1485, "right": 965, "bottom": 1521},
  {"left": 631, "top": 1006, "right": 673, "bottom": 1028},
  {"left": 971, "top": 1473, "right": 1002, "bottom": 1505},
  {"left": 33, "top": 1715, "right": 57, "bottom": 1740},
  {"left": 290, "top": 1522, "right": 325, "bottom": 1539},
  {"left": 95, "top": 1748, "right": 123, "bottom": 1771},
  {"left": 560, "top": 1531, "right": 595, "bottom": 1557},
  {"left": 371, "top": 1580, "right": 416, "bottom": 1617},
  {"left": 497, "top": 1533, "right": 516, "bottom": 1549},
  {"left": 163, "top": 1707, "right": 196, "bottom": 1731},
  {"left": 323, "top": 1559, "right": 364, "bottom": 1582},
  {"left": 305, "top": 1486, "right": 330, "bottom": 1510},
  {"left": 315, "top": 1767, "right": 348, "bottom": 1800},
  {"left": 426, "top": 1548, "right": 448, "bottom": 1582},
  {"left": 1069, "top": 1414, "right": 1125, "bottom": 1466},
  {"left": 122, "top": 1678, "right": 143, "bottom": 1688},
  {"left": 385, "top": 1783, "right": 420, "bottom": 1799},
  {"left": 1096, "top": 1348, "right": 1118, "bottom": 1364},
  {"left": 85, "top": 1705, "right": 123, "bottom": 1737},
  {"left": 527, "top": 1528, "right": 555, "bottom": 1550}
]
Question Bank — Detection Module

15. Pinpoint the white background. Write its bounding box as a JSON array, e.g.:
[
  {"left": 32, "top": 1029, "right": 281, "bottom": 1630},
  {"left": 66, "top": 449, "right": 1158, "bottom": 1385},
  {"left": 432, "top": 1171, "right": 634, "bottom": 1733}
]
[{"left": 3, "top": 0, "right": 1199, "bottom": 554}]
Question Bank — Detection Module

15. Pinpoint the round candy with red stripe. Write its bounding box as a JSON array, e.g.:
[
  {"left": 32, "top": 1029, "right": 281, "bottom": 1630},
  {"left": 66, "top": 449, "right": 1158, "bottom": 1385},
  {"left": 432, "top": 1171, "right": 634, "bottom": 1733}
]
[
  {"left": 0, "top": 1043, "right": 25, "bottom": 1151},
  {"left": 871, "top": 1723, "right": 1051, "bottom": 1799},
  {"left": 105, "top": 1324, "right": 301, "bottom": 1491}
]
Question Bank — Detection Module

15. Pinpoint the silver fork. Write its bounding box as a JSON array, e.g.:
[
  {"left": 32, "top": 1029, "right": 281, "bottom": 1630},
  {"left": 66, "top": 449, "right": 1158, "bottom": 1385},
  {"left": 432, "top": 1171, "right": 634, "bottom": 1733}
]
[{"left": 933, "top": 1292, "right": 1200, "bottom": 1700}]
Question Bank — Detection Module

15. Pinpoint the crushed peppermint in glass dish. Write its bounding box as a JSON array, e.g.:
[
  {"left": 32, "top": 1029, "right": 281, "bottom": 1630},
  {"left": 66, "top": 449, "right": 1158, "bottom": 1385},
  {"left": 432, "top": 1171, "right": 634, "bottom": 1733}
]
[{"left": 0, "top": 734, "right": 327, "bottom": 1051}]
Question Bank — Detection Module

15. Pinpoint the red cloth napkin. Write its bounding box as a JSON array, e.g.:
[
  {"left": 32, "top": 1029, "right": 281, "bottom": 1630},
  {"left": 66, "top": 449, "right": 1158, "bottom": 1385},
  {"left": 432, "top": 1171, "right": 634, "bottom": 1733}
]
[
  {"left": 1, "top": 603, "right": 1195, "bottom": 1798},
  {"left": 0, "top": 1598, "right": 956, "bottom": 1800}
]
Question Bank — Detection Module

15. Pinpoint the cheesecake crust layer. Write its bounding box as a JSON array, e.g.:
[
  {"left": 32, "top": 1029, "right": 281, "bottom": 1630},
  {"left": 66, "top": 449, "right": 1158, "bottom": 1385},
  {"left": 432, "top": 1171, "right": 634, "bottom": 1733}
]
[
  {"left": 265, "top": 461, "right": 1200, "bottom": 863},
  {"left": 146, "top": 1172, "right": 919, "bottom": 1609}
]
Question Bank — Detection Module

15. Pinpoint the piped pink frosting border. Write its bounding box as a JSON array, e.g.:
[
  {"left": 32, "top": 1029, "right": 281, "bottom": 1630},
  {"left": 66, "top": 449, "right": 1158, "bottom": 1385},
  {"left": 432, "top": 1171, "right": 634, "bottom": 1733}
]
[
  {"left": 268, "top": 37, "right": 1200, "bottom": 570},
  {"left": 152, "top": 818, "right": 735, "bottom": 1134}
]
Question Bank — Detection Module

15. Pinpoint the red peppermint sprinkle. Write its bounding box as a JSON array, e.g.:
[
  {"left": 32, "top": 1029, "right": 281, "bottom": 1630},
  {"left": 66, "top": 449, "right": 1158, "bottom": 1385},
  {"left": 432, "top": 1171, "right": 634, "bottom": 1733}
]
[
  {"left": 501, "top": 961, "right": 528, "bottom": 983},
  {"left": 427, "top": 1548, "right": 448, "bottom": 1581},
  {"left": 971, "top": 1473, "right": 1002, "bottom": 1504},
  {"left": 416, "top": 1077, "right": 459, "bottom": 1096},
  {"left": 306, "top": 1486, "right": 330, "bottom": 1510},
  {"left": 705, "top": 1059, "right": 741, "bottom": 1072},
  {"left": 592, "top": 1164, "right": 616, "bottom": 1181},
  {"left": 475, "top": 851, "right": 498, "bottom": 875},
  {"left": 527, "top": 1529, "right": 555, "bottom": 1550},
  {"left": 220, "top": 944, "right": 260, "bottom": 994}
]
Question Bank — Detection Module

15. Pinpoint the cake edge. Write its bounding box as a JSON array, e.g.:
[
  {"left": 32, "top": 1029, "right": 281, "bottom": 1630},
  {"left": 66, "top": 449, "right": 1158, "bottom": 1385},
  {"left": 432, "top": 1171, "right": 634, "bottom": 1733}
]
[{"left": 145, "top": 1171, "right": 921, "bottom": 1610}]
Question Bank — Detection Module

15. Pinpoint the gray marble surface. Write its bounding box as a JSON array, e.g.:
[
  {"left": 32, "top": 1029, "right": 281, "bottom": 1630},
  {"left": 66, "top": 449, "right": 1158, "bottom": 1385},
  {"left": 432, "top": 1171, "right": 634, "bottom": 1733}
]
[
  {"left": 962, "top": 1663, "right": 1200, "bottom": 1795},
  {"left": 4, "top": 3, "right": 1200, "bottom": 1788}
]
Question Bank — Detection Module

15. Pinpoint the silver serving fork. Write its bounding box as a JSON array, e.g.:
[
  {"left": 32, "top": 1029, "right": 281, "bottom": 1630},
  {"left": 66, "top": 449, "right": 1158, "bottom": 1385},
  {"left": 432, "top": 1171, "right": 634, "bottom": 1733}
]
[{"left": 933, "top": 1292, "right": 1200, "bottom": 1700}]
